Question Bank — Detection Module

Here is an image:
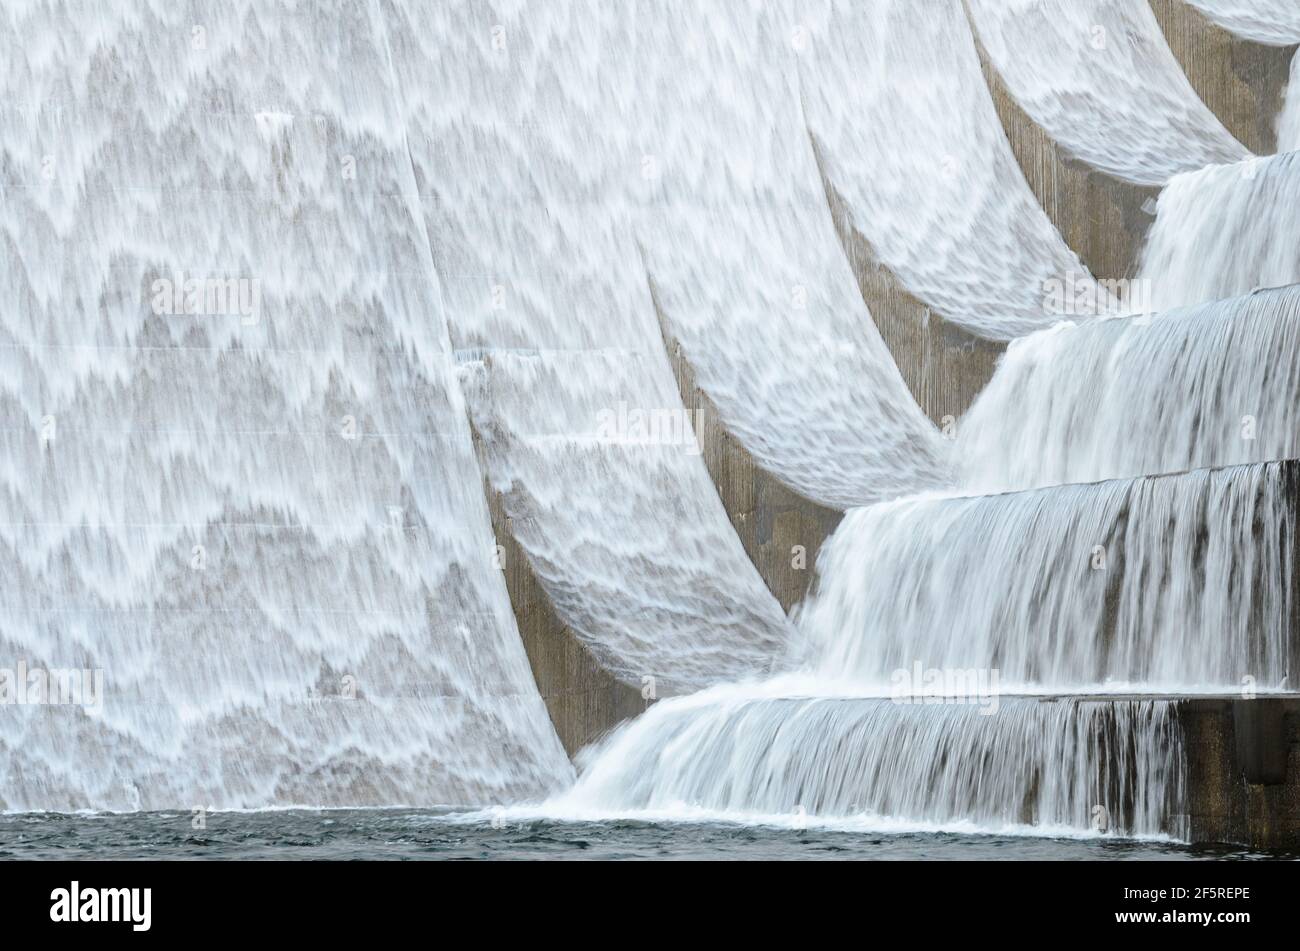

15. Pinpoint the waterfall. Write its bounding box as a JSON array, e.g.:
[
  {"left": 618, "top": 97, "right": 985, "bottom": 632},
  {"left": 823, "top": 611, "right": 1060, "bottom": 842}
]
[
  {"left": 795, "top": 462, "right": 1294, "bottom": 692},
  {"left": 0, "top": 0, "right": 573, "bottom": 810},
  {"left": 552, "top": 686, "right": 1185, "bottom": 839},
  {"left": 1137, "top": 151, "right": 1300, "bottom": 311},
  {"left": 7, "top": 0, "right": 1299, "bottom": 841},
  {"left": 799, "top": 0, "right": 1108, "bottom": 339},
  {"left": 966, "top": 0, "right": 1247, "bottom": 185},
  {"left": 531, "top": 0, "right": 1300, "bottom": 839},
  {"left": 960, "top": 285, "right": 1300, "bottom": 492},
  {"left": 384, "top": 0, "right": 792, "bottom": 692}
]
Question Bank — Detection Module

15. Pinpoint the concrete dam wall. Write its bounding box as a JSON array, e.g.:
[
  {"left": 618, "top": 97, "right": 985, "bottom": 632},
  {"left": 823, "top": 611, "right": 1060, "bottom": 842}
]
[{"left": 5, "top": 0, "right": 1300, "bottom": 849}]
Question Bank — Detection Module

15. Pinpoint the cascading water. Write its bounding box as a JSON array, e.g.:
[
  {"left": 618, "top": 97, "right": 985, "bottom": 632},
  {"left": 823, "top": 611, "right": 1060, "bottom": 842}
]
[
  {"left": 960, "top": 285, "right": 1300, "bottom": 492},
  {"left": 799, "top": 0, "right": 1110, "bottom": 339},
  {"left": 537, "top": 1, "right": 1300, "bottom": 840},
  {"left": 0, "top": 0, "right": 573, "bottom": 810},
  {"left": 1137, "top": 151, "right": 1300, "bottom": 311},
  {"left": 795, "top": 462, "right": 1294, "bottom": 692},
  {"left": 554, "top": 455, "right": 1293, "bottom": 835},
  {"left": 6, "top": 0, "right": 1298, "bottom": 846},
  {"left": 382, "top": 0, "right": 792, "bottom": 693},
  {"left": 966, "top": 0, "right": 1248, "bottom": 185},
  {"left": 624, "top": 0, "right": 953, "bottom": 508},
  {"left": 551, "top": 686, "right": 1185, "bottom": 838}
]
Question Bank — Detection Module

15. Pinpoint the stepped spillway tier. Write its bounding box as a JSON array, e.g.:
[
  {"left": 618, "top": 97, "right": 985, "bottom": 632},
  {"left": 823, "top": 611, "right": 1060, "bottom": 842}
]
[
  {"left": 794, "top": 460, "right": 1298, "bottom": 692},
  {"left": 799, "top": 0, "right": 1111, "bottom": 340},
  {"left": 545, "top": 688, "right": 1186, "bottom": 839},
  {"left": 544, "top": 687, "right": 1300, "bottom": 845},
  {"left": 1137, "top": 150, "right": 1300, "bottom": 311},
  {"left": 966, "top": 0, "right": 1249, "bottom": 186},
  {"left": 624, "top": 1, "right": 954, "bottom": 509},
  {"left": 0, "top": 0, "right": 573, "bottom": 810},
  {"left": 1182, "top": 0, "right": 1300, "bottom": 45},
  {"left": 388, "top": 1, "right": 793, "bottom": 694},
  {"left": 960, "top": 284, "right": 1300, "bottom": 493}
]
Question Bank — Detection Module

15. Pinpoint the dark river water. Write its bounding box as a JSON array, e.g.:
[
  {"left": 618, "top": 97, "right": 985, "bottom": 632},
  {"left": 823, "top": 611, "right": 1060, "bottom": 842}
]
[{"left": 0, "top": 810, "right": 1293, "bottom": 860}]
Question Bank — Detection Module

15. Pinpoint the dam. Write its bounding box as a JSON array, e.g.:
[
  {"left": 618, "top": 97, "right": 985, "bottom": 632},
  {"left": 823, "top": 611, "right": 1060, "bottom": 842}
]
[{"left": 3, "top": 0, "right": 1300, "bottom": 856}]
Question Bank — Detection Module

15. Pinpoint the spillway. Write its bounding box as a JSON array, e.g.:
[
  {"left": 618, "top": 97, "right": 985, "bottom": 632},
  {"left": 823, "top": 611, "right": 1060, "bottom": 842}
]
[
  {"left": 1137, "top": 150, "right": 1300, "bottom": 311},
  {"left": 960, "top": 285, "right": 1300, "bottom": 492},
  {"left": 795, "top": 463, "right": 1295, "bottom": 692},
  {"left": 553, "top": 687, "right": 1185, "bottom": 839},
  {"left": 0, "top": 0, "right": 572, "bottom": 810},
  {"left": 967, "top": 0, "right": 1248, "bottom": 185},
  {"left": 6, "top": 0, "right": 1300, "bottom": 848},
  {"left": 384, "top": 0, "right": 792, "bottom": 693},
  {"left": 799, "top": 0, "right": 1110, "bottom": 339}
]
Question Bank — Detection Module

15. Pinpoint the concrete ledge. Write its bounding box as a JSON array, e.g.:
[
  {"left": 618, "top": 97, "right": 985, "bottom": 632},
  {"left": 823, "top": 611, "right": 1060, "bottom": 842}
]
[{"left": 1150, "top": 0, "right": 1295, "bottom": 156}]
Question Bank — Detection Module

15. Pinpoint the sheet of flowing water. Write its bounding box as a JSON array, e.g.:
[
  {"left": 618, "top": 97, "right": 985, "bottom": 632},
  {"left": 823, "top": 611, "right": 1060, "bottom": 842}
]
[
  {"left": 623, "top": 0, "right": 953, "bottom": 508},
  {"left": 547, "top": 685, "right": 1185, "bottom": 839},
  {"left": 0, "top": 0, "right": 572, "bottom": 810},
  {"left": 960, "top": 286, "right": 1300, "bottom": 492},
  {"left": 1137, "top": 151, "right": 1300, "bottom": 311},
  {"left": 967, "top": 0, "right": 1247, "bottom": 185},
  {"left": 796, "top": 463, "right": 1294, "bottom": 692},
  {"left": 1280, "top": 50, "right": 1300, "bottom": 152},
  {"left": 381, "top": 0, "right": 791, "bottom": 693},
  {"left": 799, "top": 0, "right": 1109, "bottom": 339},
  {"left": 1182, "top": 0, "right": 1300, "bottom": 45}
]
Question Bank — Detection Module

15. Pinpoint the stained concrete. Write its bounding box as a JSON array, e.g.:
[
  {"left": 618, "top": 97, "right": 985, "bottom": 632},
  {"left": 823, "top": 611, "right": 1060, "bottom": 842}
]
[
  {"left": 1178, "top": 697, "right": 1300, "bottom": 848},
  {"left": 1149, "top": 0, "right": 1295, "bottom": 156}
]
